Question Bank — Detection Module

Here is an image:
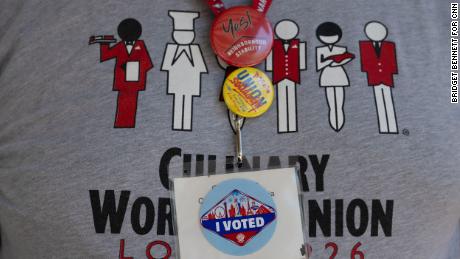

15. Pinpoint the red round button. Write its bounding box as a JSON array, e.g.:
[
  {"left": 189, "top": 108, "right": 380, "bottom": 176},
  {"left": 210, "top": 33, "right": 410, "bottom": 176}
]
[{"left": 210, "top": 6, "right": 274, "bottom": 67}]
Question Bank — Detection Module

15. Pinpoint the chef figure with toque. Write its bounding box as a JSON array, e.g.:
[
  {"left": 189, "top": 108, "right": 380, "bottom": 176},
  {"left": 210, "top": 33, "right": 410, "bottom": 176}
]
[{"left": 161, "top": 11, "right": 208, "bottom": 131}]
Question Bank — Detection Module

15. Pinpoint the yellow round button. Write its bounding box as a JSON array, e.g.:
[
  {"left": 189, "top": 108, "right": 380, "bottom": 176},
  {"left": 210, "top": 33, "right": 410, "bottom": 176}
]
[{"left": 222, "top": 67, "right": 274, "bottom": 118}]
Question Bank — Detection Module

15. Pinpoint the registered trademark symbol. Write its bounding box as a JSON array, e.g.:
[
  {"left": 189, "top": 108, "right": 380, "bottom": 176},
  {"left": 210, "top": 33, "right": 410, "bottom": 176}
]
[{"left": 402, "top": 129, "right": 410, "bottom": 136}]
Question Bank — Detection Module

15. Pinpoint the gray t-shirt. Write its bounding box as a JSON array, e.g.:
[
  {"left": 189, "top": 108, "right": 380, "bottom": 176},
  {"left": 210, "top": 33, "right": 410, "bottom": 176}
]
[{"left": 0, "top": 0, "right": 459, "bottom": 258}]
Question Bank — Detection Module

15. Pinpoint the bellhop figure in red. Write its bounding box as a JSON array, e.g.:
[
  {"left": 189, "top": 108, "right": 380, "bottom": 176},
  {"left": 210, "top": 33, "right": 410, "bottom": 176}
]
[
  {"left": 90, "top": 18, "right": 153, "bottom": 128},
  {"left": 359, "top": 21, "right": 398, "bottom": 134},
  {"left": 266, "top": 20, "right": 306, "bottom": 133}
]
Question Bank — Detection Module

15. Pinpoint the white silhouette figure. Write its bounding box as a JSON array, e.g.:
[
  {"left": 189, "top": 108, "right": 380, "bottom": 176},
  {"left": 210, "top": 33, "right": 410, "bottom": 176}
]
[
  {"left": 266, "top": 20, "right": 306, "bottom": 133},
  {"left": 162, "top": 11, "right": 208, "bottom": 131},
  {"left": 316, "top": 22, "right": 353, "bottom": 132}
]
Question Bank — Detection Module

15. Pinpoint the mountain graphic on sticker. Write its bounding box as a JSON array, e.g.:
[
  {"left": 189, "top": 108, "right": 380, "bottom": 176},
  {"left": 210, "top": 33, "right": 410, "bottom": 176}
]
[{"left": 200, "top": 189, "right": 277, "bottom": 246}]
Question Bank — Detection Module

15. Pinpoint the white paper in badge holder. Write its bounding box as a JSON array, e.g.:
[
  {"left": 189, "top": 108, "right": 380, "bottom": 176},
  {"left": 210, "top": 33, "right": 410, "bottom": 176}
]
[
  {"left": 126, "top": 61, "right": 139, "bottom": 81},
  {"left": 172, "top": 168, "right": 306, "bottom": 259}
]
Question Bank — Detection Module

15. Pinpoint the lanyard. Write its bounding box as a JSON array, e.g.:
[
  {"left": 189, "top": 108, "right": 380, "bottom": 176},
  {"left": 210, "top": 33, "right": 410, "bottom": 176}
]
[
  {"left": 209, "top": 1, "right": 275, "bottom": 165},
  {"left": 207, "top": 0, "right": 272, "bottom": 16}
]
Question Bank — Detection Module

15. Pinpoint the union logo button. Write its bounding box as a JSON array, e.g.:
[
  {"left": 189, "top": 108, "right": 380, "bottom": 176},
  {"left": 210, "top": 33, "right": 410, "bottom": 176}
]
[{"left": 222, "top": 67, "right": 274, "bottom": 118}]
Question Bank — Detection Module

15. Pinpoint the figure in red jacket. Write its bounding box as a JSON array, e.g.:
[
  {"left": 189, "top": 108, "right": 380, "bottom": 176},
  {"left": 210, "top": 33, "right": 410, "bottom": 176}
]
[
  {"left": 89, "top": 18, "right": 153, "bottom": 128},
  {"left": 360, "top": 21, "right": 398, "bottom": 134},
  {"left": 266, "top": 20, "right": 306, "bottom": 133}
]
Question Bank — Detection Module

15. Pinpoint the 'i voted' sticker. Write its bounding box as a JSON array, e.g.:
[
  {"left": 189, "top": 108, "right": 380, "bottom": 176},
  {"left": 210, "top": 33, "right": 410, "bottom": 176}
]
[{"left": 200, "top": 178, "right": 277, "bottom": 256}]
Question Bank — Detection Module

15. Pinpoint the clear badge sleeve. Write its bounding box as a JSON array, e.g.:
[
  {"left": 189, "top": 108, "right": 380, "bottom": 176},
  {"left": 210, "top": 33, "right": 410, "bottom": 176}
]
[{"left": 170, "top": 167, "right": 308, "bottom": 259}]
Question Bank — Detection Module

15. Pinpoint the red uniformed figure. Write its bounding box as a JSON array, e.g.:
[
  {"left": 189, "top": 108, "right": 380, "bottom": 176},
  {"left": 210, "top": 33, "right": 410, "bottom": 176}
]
[
  {"left": 90, "top": 18, "right": 153, "bottom": 128},
  {"left": 359, "top": 21, "right": 398, "bottom": 134},
  {"left": 266, "top": 20, "right": 306, "bottom": 133}
]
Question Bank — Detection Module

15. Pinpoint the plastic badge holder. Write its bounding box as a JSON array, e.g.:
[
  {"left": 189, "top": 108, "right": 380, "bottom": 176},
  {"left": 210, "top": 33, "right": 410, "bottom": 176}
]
[{"left": 170, "top": 167, "right": 307, "bottom": 259}]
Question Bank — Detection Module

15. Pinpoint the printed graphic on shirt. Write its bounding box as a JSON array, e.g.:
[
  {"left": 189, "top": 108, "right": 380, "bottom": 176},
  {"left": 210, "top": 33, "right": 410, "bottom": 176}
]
[
  {"left": 217, "top": 56, "right": 246, "bottom": 134},
  {"left": 89, "top": 18, "right": 153, "bottom": 128},
  {"left": 359, "top": 21, "right": 399, "bottom": 134},
  {"left": 315, "top": 22, "right": 354, "bottom": 132},
  {"left": 161, "top": 10, "right": 208, "bottom": 131},
  {"left": 88, "top": 147, "right": 396, "bottom": 258},
  {"left": 84, "top": 18, "right": 405, "bottom": 258},
  {"left": 266, "top": 19, "right": 306, "bottom": 133}
]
